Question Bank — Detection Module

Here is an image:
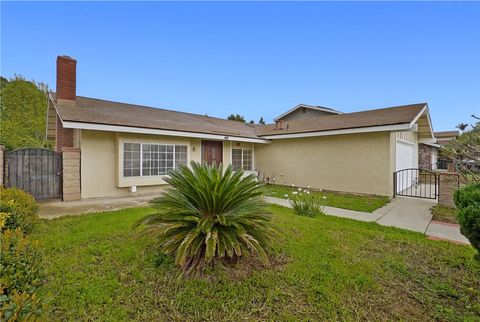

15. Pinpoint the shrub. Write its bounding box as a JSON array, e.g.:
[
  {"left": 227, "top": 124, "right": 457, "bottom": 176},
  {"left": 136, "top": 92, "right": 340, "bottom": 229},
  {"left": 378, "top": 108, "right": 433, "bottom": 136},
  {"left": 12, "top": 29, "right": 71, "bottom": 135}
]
[
  {"left": 136, "top": 161, "right": 277, "bottom": 274},
  {"left": 0, "top": 228, "right": 43, "bottom": 295},
  {"left": 0, "top": 227, "right": 45, "bottom": 321},
  {"left": 0, "top": 188, "right": 38, "bottom": 234},
  {"left": 0, "top": 291, "right": 45, "bottom": 321},
  {"left": 288, "top": 187, "right": 327, "bottom": 217},
  {"left": 454, "top": 183, "right": 480, "bottom": 255}
]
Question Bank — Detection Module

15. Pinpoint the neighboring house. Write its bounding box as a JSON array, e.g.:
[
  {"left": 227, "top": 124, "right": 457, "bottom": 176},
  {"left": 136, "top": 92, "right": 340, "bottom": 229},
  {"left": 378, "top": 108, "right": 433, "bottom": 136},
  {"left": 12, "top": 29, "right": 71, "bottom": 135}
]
[
  {"left": 418, "top": 142, "right": 441, "bottom": 171},
  {"left": 434, "top": 131, "right": 460, "bottom": 146},
  {"left": 417, "top": 131, "right": 460, "bottom": 171},
  {"left": 47, "top": 56, "right": 436, "bottom": 200},
  {"left": 274, "top": 104, "right": 343, "bottom": 122},
  {"left": 434, "top": 131, "right": 460, "bottom": 170}
]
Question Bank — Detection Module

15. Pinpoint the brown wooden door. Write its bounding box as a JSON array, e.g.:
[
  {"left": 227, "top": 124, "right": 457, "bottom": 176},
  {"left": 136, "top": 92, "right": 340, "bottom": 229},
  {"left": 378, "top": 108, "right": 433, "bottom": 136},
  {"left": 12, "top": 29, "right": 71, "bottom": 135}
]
[{"left": 201, "top": 141, "right": 223, "bottom": 165}]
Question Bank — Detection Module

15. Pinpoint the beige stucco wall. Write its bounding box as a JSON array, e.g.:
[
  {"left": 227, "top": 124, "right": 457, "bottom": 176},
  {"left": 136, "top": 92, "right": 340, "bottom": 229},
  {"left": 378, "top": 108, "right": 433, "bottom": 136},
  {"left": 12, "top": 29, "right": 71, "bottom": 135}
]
[
  {"left": 80, "top": 130, "right": 254, "bottom": 199},
  {"left": 80, "top": 128, "right": 419, "bottom": 198},
  {"left": 255, "top": 132, "right": 394, "bottom": 196},
  {"left": 81, "top": 130, "right": 202, "bottom": 198}
]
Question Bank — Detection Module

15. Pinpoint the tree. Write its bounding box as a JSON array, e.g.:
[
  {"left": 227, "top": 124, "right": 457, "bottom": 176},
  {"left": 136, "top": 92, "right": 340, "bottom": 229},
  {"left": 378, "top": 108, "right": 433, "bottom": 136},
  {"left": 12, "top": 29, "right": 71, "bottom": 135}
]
[
  {"left": 457, "top": 123, "right": 469, "bottom": 131},
  {"left": 258, "top": 117, "right": 265, "bottom": 125},
  {"left": 441, "top": 116, "right": 480, "bottom": 182},
  {"left": 227, "top": 114, "right": 246, "bottom": 122},
  {"left": 0, "top": 76, "right": 50, "bottom": 150},
  {"left": 0, "top": 76, "right": 8, "bottom": 89},
  {"left": 249, "top": 120, "right": 255, "bottom": 124}
]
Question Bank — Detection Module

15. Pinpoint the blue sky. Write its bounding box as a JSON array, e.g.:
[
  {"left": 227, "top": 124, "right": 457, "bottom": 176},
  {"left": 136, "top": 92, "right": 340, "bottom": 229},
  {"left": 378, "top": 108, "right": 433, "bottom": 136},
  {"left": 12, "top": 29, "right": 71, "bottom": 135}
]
[{"left": 1, "top": 2, "right": 479, "bottom": 131}]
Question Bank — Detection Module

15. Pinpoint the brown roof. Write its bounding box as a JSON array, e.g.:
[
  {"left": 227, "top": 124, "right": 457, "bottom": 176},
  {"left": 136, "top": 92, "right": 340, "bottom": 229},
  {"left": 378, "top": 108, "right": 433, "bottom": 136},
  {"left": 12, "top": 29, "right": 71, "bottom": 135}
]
[
  {"left": 434, "top": 131, "right": 459, "bottom": 138},
  {"left": 52, "top": 94, "right": 428, "bottom": 139},
  {"left": 53, "top": 93, "right": 259, "bottom": 139},
  {"left": 255, "top": 103, "right": 427, "bottom": 136},
  {"left": 434, "top": 131, "right": 459, "bottom": 146},
  {"left": 436, "top": 139, "right": 452, "bottom": 146}
]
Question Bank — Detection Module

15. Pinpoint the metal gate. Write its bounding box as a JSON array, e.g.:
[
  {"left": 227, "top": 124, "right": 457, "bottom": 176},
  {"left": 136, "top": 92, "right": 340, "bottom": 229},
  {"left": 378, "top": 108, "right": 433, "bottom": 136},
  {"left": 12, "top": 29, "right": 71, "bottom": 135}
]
[
  {"left": 394, "top": 168, "right": 438, "bottom": 199},
  {"left": 6, "top": 148, "right": 62, "bottom": 200}
]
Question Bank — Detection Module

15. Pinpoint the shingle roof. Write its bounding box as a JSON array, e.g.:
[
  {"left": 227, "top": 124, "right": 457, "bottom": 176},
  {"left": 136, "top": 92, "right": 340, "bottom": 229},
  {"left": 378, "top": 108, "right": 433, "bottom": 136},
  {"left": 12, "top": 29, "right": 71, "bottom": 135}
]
[
  {"left": 256, "top": 103, "right": 427, "bottom": 137},
  {"left": 434, "top": 131, "right": 459, "bottom": 138},
  {"left": 52, "top": 93, "right": 427, "bottom": 139},
  {"left": 53, "top": 93, "right": 259, "bottom": 139},
  {"left": 434, "top": 131, "right": 459, "bottom": 146},
  {"left": 273, "top": 104, "right": 343, "bottom": 121}
]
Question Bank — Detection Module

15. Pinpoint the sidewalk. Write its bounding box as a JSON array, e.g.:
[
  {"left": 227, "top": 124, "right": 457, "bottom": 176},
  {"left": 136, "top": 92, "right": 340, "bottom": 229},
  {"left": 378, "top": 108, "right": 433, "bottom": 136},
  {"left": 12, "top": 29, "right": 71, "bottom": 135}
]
[{"left": 265, "top": 196, "right": 470, "bottom": 244}]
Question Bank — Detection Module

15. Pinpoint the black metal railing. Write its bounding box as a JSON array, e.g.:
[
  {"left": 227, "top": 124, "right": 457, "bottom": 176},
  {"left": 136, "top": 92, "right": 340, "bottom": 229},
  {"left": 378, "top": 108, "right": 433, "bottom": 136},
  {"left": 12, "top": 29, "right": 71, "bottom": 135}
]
[{"left": 393, "top": 168, "right": 438, "bottom": 199}]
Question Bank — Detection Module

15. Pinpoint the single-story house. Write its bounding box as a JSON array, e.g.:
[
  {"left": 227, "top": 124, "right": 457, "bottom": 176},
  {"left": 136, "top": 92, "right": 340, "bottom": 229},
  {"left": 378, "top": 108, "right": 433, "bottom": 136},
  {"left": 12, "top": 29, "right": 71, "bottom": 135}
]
[{"left": 47, "top": 56, "right": 436, "bottom": 200}]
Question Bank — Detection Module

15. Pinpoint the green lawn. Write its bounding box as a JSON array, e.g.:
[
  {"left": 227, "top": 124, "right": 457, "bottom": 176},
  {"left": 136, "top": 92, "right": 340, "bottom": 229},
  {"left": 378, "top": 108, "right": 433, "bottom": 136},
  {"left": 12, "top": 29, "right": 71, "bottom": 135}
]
[
  {"left": 266, "top": 184, "right": 390, "bottom": 213},
  {"left": 431, "top": 205, "right": 459, "bottom": 224},
  {"left": 34, "top": 206, "right": 480, "bottom": 321}
]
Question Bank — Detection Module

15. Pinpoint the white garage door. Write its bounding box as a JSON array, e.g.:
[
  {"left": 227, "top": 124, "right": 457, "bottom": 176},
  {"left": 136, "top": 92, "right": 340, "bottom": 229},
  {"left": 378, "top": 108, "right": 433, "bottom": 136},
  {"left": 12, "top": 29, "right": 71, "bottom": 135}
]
[
  {"left": 396, "top": 140, "right": 416, "bottom": 192},
  {"left": 396, "top": 140, "right": 415, "bottom": 171}
]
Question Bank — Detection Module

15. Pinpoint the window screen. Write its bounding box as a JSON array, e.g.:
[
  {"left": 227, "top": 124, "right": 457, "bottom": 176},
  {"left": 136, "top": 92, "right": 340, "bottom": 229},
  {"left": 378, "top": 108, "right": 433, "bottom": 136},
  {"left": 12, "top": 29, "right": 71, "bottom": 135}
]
[
  {"left": 232, "top": 149, "right": 243, "bottom": 170},
  {"left": 231, "top": 148, "right": 252, "bottom": 171},
  {"left": 123, "top": 143, "right": 141, "bottom": 177}
]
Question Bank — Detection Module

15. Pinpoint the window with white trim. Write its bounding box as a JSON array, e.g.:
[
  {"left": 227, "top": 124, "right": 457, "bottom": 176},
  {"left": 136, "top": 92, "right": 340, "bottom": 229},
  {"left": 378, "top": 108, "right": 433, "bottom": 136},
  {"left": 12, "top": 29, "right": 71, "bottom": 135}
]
[
  {"left": 123, "top": 143, "right": 141, "bottom": 177},
  {"left": 231, "top": 148, "right": 252, "bottom": 171},
  {"left": 123, "top": 143, "right": 187, "bottom": 177}
]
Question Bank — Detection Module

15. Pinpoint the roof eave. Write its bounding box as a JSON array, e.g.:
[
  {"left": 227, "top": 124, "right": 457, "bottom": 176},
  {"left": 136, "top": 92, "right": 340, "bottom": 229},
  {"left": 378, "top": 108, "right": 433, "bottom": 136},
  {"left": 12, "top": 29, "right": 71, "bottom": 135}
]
[
  {"left": 259, "top": 123, "right": 414, "bottom": 140},
  {"left": 410, "top": 103, "right": 435, "bottom": 140},
  {"left": 61, "top": 120, "right": 270, "bottom": 144}
]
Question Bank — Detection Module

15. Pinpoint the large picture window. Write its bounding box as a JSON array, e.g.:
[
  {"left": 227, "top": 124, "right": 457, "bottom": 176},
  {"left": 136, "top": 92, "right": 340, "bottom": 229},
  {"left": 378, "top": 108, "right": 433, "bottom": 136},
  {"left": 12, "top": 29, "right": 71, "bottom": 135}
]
[
  {"left": 123, "top": 143, "right": 187, "bottom": 177},
  {"left": 232, "top": 148, "right": 253, "bottom": 171}
]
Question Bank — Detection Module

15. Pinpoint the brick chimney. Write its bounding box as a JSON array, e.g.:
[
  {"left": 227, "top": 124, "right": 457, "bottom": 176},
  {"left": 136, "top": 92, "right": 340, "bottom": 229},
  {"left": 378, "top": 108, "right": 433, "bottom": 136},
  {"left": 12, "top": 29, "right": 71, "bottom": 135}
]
[
  {"left": 56, "top": 55, "right": 77, "bottom": 103},
  {"left": 55, "top": 55, "right": 76, "bottom": 152}
]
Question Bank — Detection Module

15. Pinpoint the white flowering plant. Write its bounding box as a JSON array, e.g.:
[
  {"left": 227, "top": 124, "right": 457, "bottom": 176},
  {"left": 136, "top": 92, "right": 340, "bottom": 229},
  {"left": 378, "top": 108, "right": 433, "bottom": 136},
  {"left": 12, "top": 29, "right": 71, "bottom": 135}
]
[{"left": 287, "top": 187, "right": 327, "bottom": 217}]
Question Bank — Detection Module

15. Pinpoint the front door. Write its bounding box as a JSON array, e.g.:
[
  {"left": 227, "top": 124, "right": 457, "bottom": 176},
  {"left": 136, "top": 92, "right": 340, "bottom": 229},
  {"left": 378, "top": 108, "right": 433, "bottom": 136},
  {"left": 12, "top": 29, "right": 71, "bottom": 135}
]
[{"left": 201, "top": 140, "right": 223, "bottom": 165}]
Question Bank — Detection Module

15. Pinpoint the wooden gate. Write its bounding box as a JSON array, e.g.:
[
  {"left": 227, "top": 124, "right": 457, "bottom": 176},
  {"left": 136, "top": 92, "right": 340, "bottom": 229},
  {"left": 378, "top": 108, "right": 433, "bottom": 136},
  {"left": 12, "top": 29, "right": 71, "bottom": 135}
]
[{"left": 6, "top": 148, "right": 62, "bottom": 200}]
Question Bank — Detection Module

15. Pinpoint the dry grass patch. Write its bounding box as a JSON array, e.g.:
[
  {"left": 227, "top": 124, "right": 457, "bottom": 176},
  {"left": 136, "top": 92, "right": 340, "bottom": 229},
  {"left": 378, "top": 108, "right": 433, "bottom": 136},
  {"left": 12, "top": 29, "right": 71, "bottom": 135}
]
[{"left": 431, "top": 205, "right": 459, "bottom": 224}]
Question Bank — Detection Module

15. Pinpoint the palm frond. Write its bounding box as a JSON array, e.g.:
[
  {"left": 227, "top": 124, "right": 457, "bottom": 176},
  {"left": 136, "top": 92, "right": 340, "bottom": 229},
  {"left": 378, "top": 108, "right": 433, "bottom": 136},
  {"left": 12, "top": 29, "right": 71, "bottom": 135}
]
[{"left": 135, "top": 161, "right": 277, "bottom": 275}]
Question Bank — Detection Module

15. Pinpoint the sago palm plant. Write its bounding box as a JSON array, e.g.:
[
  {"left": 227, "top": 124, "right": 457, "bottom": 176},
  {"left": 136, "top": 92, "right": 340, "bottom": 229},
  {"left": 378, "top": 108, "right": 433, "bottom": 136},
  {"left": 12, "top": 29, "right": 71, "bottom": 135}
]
[{"left": 135, "top": 161, "right": 276, "bottom": 275}]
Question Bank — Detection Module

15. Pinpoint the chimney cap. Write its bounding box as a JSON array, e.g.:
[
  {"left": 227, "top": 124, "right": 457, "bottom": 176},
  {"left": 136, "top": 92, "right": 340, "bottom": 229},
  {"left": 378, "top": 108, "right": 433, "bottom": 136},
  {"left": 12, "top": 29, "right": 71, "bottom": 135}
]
[{"left": 58, "top": 55, "right": 76, "bottom": 60}]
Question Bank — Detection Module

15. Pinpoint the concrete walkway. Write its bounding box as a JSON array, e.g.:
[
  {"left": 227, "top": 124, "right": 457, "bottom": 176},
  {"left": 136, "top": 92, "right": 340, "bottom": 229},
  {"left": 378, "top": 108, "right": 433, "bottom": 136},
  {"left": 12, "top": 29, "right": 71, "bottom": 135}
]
[
  {"left": 38, "top": 193, "right": 157, "bottom": 219},
  {"left": 265, "top": 196, "right": 470, "bottom": 244},
  {"left": 39, "top": 194, "right": 469, "bottom": 244},
  {"left": 426, "top": 221, "right": 469, "bottom": 244}
]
